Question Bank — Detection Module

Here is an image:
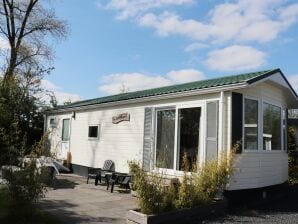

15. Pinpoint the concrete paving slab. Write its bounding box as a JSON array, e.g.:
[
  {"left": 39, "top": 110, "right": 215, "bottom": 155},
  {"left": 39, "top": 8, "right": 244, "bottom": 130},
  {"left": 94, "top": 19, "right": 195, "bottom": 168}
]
[{"left": 40, "top": 174, "right": 138, "bottom": 224}]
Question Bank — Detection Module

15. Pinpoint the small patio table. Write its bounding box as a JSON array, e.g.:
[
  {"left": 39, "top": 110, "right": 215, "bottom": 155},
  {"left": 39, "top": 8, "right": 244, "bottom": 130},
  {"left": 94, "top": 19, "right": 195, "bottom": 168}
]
[
  {"left": 107, "top": 173, "right": 132, "bottom": 193},
  {"left": 95, "top": 171, "right": 114, "bottom": 185}
]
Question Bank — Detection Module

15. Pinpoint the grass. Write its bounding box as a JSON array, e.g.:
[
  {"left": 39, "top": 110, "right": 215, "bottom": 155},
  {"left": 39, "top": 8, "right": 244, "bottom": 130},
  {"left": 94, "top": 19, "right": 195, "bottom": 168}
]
[{"left": 0, "top": 186, "right": 63, "bottom": 224}]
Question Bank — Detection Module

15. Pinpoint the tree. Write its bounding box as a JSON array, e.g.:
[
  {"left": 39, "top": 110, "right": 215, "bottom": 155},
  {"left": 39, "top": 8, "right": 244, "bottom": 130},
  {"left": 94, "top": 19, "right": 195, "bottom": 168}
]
[
  {"left": 0, "top": 0, "right": 68, "bottom": 165},
  {"left": 0, "top": 0, "right": 68, "bottom": 82}
]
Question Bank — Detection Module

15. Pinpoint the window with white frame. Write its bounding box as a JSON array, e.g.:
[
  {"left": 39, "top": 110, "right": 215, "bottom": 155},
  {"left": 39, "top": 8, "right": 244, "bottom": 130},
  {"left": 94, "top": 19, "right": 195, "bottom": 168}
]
[
  {"left": 263, "top": 103, "right": 281, "bottom": 150},
  {"left": 62, "top": 119, "right": 70, "bottom": 141},
  {"left": 244, "top": 98, "right": 258, "bottom": 150},
  {"left": 155, "top": 106, "right": 201, "bottom": 171},
  {"left": 88, "top": 125, "right": 100, "bottom": 139}
]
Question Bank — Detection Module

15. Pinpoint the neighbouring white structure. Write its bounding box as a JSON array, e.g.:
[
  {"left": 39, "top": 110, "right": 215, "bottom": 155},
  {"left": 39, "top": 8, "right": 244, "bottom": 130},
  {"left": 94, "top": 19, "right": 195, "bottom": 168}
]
[{"left": 45, "top": 68, "right": 298, "bottom": 191}]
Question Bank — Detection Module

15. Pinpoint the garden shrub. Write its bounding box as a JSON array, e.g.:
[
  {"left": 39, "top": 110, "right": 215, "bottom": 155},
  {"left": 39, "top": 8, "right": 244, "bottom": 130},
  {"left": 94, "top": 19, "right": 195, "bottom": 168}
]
[
  {"left": 5, "top": 160, "right": 48, "bottom": 208},
  {"left": 289, "top": 165, "right": 298, "bottom": 185},
  {"left": 288, "top": 126, "right": 298, "bottom": 185},
  {"left": 175, "top": 152, "right": 199, "bottom": 209},
  {"left": 128, "top": 150, "right": 235, "bottom": 214},
  {"left": 3, "top": 133, "right": 52, "bottom": 209},
  {"left": 130, "top": 163, "right": 164, "bottom": 214},
  {"left": 194, "top": 153, "right": 234, "bottom": 203}
]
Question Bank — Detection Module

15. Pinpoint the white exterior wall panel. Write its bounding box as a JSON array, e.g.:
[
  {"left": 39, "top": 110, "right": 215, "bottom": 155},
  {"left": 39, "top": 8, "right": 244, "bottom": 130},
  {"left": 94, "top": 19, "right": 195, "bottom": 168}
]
[
  {"left": 228, "top": 81, "right": 288, "bottom": 190},
  {"left": 47, "top": 93, "right": 220, "bottom": 174}
]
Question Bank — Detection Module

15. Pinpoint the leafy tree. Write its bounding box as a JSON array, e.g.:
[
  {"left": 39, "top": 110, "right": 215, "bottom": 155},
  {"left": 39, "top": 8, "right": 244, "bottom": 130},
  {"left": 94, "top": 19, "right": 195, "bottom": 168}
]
[
  {"left": 0, "top": 76, "right": 44, "bottom": 165},
  {"left": 0, "top": 0, "right": 68, "bottom": 165}
]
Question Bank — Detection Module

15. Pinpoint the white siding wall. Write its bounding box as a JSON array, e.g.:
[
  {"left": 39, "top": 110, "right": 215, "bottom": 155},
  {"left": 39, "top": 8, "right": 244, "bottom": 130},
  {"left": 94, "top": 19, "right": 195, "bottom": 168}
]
[
  {"left": 47, "top": 93, "right": 219, "bottom": 174},
  {"left": 227, "top": 81, "right": 289, "bottom": 190},
  {"left": 47, "top": 113, "right": 72, "bottom": 159}
]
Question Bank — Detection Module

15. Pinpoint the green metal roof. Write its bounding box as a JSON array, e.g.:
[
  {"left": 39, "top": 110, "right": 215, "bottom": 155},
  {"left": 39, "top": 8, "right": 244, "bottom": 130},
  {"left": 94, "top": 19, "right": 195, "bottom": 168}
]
[{"left": 52, "top": 68, "right": 282, "bottom": 111}]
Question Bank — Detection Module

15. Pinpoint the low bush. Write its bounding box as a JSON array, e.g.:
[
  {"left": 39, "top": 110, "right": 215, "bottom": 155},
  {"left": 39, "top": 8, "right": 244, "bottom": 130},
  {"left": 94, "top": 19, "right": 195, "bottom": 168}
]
[
  {"left": 288, "top": 126, "right": 298, "bottom": 185},
  {"left": 289, "top": 165, "right": 298, "bottom": 185},
  {"left": 128, "top": 151, "right": 235, "bottom": 214},
  {"left": 3, "top": 133, "right": 52, "bottom": 209},
  {"left": 5, "top": 159, "right": 48, "bottom": 208}
]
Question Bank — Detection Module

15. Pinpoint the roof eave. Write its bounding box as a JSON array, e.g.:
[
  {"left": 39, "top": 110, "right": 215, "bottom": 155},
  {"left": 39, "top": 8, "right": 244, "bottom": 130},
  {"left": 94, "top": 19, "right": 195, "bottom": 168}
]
[{"left": 46, "top": 82, "right": 248, "bottom": 115}]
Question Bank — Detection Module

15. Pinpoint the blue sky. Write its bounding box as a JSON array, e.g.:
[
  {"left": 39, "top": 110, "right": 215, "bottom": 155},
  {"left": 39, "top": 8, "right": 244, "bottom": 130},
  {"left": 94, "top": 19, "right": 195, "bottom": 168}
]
[{"left": 43, "top": 0, "right": 298, "bottom": 104}]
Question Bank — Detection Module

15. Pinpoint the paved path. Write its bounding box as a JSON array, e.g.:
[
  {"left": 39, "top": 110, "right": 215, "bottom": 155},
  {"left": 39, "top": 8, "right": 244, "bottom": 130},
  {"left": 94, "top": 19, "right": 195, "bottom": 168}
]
[
  {"left": 40, "top": 174, "right": 138, "bottom": 224},
  {"left": 40, "top": 175, "right": 298, "bottom": 224}
]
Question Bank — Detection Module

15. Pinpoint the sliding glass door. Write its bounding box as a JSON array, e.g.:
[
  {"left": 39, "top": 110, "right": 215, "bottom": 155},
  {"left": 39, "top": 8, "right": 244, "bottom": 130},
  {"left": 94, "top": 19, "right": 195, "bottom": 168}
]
[
  {"left": 177, "top": 107, "right": 201, "bottom": 171},
  {"left": 155, "top": 106, "right": 202, "bottom": 172}
]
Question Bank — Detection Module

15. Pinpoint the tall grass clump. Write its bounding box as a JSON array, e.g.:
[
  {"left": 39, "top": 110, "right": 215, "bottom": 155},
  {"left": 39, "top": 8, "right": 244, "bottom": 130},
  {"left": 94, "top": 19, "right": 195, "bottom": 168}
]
[
  {"left": 128, "top": 149, "right": 235, "bottom": 215},
  {"left": 128, "top": 161, "right": 165, "bottom": 214},
  {"left": 194, "top": 152, "right": 235, "bottom": 203}
]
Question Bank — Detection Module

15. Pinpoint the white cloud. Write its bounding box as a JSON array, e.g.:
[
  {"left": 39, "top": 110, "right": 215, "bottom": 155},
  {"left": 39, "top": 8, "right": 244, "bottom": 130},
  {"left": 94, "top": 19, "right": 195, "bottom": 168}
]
[
  {"left": 99, "top": 0, "right": 298, "bottom": 72},
  {"left": 279, "top": 3, "right": 298, "bottom": 27},
  {"left": 41, "top": 80, "right": 81, "bottom": 105},
  {"left": 166, "top": 69, "right": 205, "bottom": 83},
  {"left": 288, "top": 74, "right": 298, "bottom": 93},
  {"left": 138, "top": 12, "right": 210, "bottom": 40},
  {"left": 99, "top": 0, "right": 194, "bottom": 20},
  {"left": 103, "top": 0, "right": 298, "bottom": 44},
  {"left": 98, "top": 69, "right": 205, "bottom": 95},
  {"left": 0, "top": 37, "right": 9, "bottom": 49},
  {"left": 205, "top": 45, "right": 266, "bottom": 72},
  {"left": 98, "top": 72, "right": 172, "bottom": 94},
  {"left": 184, "top": 42, "right": 208, "bottom": 52}
]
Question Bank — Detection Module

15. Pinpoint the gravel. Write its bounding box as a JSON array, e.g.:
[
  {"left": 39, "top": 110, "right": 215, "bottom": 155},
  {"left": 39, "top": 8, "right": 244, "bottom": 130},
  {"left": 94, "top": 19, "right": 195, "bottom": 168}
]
[{"left": 204, "top": 185, "right": 298, "bottom": 224}]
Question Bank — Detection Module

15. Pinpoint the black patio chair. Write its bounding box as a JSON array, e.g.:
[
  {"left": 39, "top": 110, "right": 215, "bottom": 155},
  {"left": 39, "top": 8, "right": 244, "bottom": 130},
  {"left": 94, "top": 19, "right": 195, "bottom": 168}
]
[
  {"left": 87, "top": 167, "right": 101, "bottom": 184},
  {"left": 107, "top": 173, "right": 131, "bottom": 193},
  {"left": 94, "top": 160, "right": 115, "bottom": 185}
]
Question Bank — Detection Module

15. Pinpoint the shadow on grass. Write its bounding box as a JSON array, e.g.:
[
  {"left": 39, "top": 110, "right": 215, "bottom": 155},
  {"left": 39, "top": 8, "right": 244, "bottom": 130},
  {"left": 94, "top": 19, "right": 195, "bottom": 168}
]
[
  {"left": 0, "top": 187, "right": 63, "bottom": 224},
  {"left": 40, "top": 199, "right": 123, "bottom": 224}
]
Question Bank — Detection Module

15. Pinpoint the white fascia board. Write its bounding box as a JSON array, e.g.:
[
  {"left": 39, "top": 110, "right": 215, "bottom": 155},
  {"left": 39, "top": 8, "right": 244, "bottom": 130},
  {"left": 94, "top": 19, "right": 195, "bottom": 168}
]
[
  {"left": 249, "top": 71, "right": 298, "bottom": 100},
  {"left": 46, "top": 82, "right": 248, "bottom": 115}
]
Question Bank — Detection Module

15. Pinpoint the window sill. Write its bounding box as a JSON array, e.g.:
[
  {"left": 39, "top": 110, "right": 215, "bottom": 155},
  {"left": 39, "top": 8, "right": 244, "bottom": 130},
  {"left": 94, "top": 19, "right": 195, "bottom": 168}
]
[
  {"left": 243, "top": 149, "right": 285, "bottom": 154},
  {"left": 152, "top": 168, "right": 195, "bottom": 177},
  {"left": 88, "top": 138, "right": 99, "bottom": 141}
]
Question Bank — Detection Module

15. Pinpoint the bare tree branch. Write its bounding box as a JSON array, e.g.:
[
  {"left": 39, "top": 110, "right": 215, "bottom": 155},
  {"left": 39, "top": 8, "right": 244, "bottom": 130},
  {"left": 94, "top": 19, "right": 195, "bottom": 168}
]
[{"left": 0, "top": 0, "right": 68, "bottom": 81}]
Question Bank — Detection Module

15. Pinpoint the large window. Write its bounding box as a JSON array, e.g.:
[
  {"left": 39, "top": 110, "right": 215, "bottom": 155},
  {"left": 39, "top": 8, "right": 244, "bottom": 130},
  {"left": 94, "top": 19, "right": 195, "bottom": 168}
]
[
  {"left": 244, "top": 99, "right": 258, "bottom": 150},
  {"left": 263, "top": 103, "right": 281, "bottom": 150},
  {"left": 62, "top": 119, "right": 70, "bottom": 141},
  {"left": 155, "top": 109, "right": 176, "bottom": 169}
]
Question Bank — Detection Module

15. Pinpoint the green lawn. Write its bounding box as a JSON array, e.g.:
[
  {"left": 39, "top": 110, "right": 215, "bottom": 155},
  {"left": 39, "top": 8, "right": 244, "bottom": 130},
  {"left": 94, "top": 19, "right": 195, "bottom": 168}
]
[{"left": 0, "top": 186, "right": 63, "bottom": 224}]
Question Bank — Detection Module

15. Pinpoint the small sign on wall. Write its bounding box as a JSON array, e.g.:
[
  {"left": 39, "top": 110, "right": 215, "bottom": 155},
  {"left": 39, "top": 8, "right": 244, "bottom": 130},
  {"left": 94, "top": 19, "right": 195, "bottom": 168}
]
[{"left": 112, "top": 113, "right": 130, "bottom": 124}]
